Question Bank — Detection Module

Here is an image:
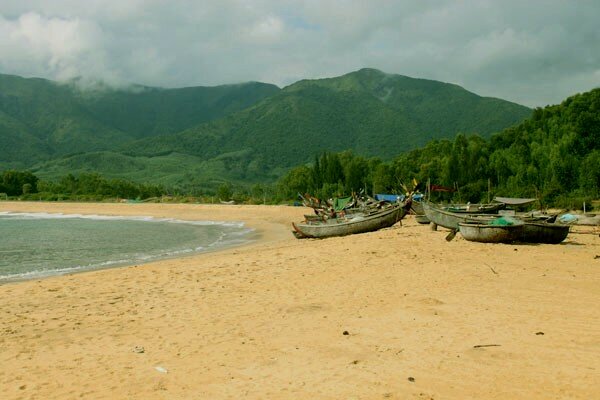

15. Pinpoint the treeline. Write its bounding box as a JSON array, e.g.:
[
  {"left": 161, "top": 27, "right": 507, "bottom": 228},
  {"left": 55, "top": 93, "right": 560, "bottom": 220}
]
[
  {"left": 2, "top": 88, "right": 598, "bottom": 208},
  {"left": 276, "top": 88, "right": 600, "bottom": 208},
  {"left": 0, "top": 169, "right": 275, "bottom": 204},
  {"left": 0, "top": 171, "right": 166, "bottom": 201}
]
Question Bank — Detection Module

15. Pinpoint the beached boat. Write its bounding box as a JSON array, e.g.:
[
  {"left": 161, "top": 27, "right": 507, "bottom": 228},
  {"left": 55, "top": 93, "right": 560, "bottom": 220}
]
[
  {"left": 411, "top": 201, "right": 430, "bottom": 224},
  {"left": 414, "top": 214, "right": 430, "bottom": 224},
  {"left": 459, "top": 220, "right": 569, "bottom": 244},
  {"left": 458, "top": 222, "right": 523, "bottom": 243},
  {"left": 422, "top": 201, "right": 496, "bottom": 230},
  {"left": 445, "top": 202, "right": 506, "bottom": 214},
  {"left": 520, "top": 222, "right": 570, "bottom": 244},
  {"left": 411, "top": 200, "right": 424, "bottom": 215},
  {"left": 423, "top": 197, "right": 540, "bottom": 228},
  {"left": 292, "top": 201, "right": 409, "bottom": 239}
]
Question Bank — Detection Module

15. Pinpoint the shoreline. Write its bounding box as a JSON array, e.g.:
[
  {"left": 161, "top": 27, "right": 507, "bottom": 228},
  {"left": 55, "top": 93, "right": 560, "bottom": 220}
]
[
  {"left": 0, "top": 201, "right": 302, "bottom": 285},
  {"left": 0, "top": 206, "right": 264, "bottom": 284},
  {"left": 1, "top": 201, "right": 598, "bottom": 399}
]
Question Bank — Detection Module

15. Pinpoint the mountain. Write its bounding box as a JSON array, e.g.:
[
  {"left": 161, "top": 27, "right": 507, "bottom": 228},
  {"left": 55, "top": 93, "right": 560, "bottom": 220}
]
[
  {"left": 2, "top": 69, "right": 532, "bottom": 188},
  {"left": 0, "top": 74, "right": 125, "bottom": 167},
  {"left": 114, "top": 69, "right": 531, "bottom": 184},
  {"left": 79, "top": 81, "right": 281, "bottom": 139},
  {"left": 0, "top": 73, "right": 279, "bottom": 168},
  {"left": 381, "top": 87, "right": 600, "bottom": 204}
]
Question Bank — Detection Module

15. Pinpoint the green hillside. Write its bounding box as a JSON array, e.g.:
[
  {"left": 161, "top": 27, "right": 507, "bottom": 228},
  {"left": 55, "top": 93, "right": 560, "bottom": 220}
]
[
  {"left": 20, "top": 88, "right": 599, "bottom": 206},
  {"left": 4, "top": 68, "right": 532, "bottom": 189},
  {"left": 121, "top": 68, "right": 531, "bottom": 177},
  {"left": 286, "top": 68, "right": 529, "bottom": 140},
  {"left": 0, "top": 74, "right": 127, "bottom": 163},
  {"left": 275, "top": 87, "right": 600, "bottom": 206},
  {"left": 79, "top": 81, "right": 280, "bottom": 138},
  {"left": 0, "top": 74, "right": 279, "bottom": 166},
  {"left": 32, "top": 150, "right": 276, "bottom": 191}
]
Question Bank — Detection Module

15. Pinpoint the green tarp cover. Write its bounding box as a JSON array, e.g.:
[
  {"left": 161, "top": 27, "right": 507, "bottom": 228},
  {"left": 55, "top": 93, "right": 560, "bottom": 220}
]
[
  {"left": 488, "top": 216, "right": 521, "bottom": 226},
  {"left": 333, "top": 196, "right": 353, "bottom": 212}
]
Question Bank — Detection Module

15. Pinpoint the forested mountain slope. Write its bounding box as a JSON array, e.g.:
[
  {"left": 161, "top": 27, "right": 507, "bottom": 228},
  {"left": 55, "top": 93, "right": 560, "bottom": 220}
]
[
  {"left": 3, "top": 69, "right": 532, "bottom": 189},
  {"left": 118, "top": 68, "right": 531, "bottom": 182},
  {"left": 276, "top": 87, "right": 600, "bottom": 205},
  {"left": 0, "top": 73, "right": 279, "bottom": 168}
]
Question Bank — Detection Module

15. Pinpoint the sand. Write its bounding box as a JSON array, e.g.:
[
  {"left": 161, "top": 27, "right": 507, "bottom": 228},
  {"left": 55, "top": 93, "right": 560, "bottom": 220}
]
[{"left": 0, "top": 201, "right": 599, "bottom": 399}]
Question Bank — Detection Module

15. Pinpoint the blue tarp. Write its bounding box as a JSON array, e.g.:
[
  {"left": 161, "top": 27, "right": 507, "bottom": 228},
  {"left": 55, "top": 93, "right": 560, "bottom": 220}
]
[
  {"left": 375, "top": 194, "right": 403, "bottom": 202},
  {"left": 558, "top": 213, "right": 578, "bottom": 223},
  {"left": 375, "top": 193, "right": 423, "bottom": 202}
]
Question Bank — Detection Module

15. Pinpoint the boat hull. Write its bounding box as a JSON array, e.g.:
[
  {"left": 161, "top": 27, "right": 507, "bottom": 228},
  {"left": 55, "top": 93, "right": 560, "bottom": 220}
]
[
  {"left": 411, "top": 201, "right": 430, "bottom": 224},
  {"left": 458, "top": 222, "right": 523, "bottom": 243},
  {"left": 521, "top": 222, "right": 569, "bottom": 244},
  {"left": 446, "top": 203, "right": 505, "bottom": 214},
  {"left": 415, "top": 214, "right": 430, "bottom": 224},
  {"left": 458, "top": 221, "right": 569, "bottom": 244},
  {"left": 292, "top": 203, "right": 406, "bottom": 239},
  {"left": 423, "top": 202, "right": 495, "bottom": 230}
]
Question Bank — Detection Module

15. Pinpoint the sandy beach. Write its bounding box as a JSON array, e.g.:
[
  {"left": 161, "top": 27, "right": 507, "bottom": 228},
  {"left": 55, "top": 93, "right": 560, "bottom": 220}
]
[{"left": 0, "top": 201, "right": 598, "bottom": 399}]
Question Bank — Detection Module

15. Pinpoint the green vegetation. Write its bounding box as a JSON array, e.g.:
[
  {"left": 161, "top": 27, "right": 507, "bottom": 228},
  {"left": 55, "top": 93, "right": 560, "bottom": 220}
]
[
  {"left": 2, "top": 69, "right": 596, "bottom": 209},
  {"left": 275, "top": 88, "right": 600, "bottom": 209},
  {"left": 122, "top": 68, "right": 530, "bottom": 179},
  {"left": 0, "top": 170, "right": 39, "bottom": 197},
  {"left": 5, "top": 86, "right": 598, "bottom": 208},
  {"left": 0, "top": 73, "right": 279, "bottom": 166},
  {"left": 1, "top": 69, "right": 530, "bottom": 187},
  {"left": 0, "top": 170, "right": 167, "bottom": 201},
  {"left": 80, "top": 81, "right": 280, "bottom": 139}
]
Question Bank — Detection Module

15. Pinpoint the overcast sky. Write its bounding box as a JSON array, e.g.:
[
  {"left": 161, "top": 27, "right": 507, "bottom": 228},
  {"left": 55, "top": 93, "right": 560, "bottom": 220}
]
[{"left": 0, "top": 1, "right": 598, "bottom": 107}]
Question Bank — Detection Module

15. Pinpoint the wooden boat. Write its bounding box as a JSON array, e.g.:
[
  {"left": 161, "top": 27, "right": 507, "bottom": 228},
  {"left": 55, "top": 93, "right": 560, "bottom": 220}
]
[
  {"left": 415, "top": 214, "right": 430, "bottom": 224},
  {"left": 411, "top": 201, "right": 424, "bottom": 214},
  {"left": 459, "top": 220, "right": 569, "bottom": 244},
  {"left": 458, "top": 222, "right": 523, "bottom": 243},
  {"left": 445, "top": 203, "right": 505, "bottom": 214},
  {"left": 410, "top": 201, "right": 430, "bottom": 224},
  {"left": 292, "top": 202, "right": 408, "bottom": 239},
  {"left": 423, "top": 201, "right": 496, "bottom": 230},
  {"left": 520, "top": 222, "right": 569, "bottom": 244}
]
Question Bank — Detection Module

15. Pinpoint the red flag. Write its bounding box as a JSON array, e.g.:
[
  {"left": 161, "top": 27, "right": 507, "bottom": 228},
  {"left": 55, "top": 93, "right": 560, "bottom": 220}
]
[{"left": 430, "top": 184, "right": 456, "bottom": 192}]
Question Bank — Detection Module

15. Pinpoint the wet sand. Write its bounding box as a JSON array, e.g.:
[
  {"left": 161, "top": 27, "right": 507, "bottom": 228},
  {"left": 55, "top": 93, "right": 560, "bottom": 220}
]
[{"left": 0, "top": 202, "right": 599, "bottom": 399}]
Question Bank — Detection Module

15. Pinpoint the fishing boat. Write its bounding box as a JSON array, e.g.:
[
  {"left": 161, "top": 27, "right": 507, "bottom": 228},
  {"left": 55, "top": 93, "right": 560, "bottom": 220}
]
[
  {"left": 422, "top": 201, "right": 496, "bottom": 230},
  {"left": 458, "top": 222, "right": 523, "bottom": 243},
  {"left": 410, "top": 200, "right": 430, "bottom": 224},
  {"left": 292, "top": 201, "right": 409, "bottom": 239},
  {"left": 445, "top": 203, "right": 506, "bottom": 214},
  {"left": 520, "top": 222, "right": 570, "bottom": 244},
  {"left": 414, "top": 214, "right": 430, "bottom": 224},
  {"left": 459, "top": 220, "right": 569, "bottom": 244}
]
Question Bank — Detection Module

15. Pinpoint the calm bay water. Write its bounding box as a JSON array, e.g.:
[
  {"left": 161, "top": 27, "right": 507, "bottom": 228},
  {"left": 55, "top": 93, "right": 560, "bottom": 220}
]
[{"left": 0, "top": 212, "right": 254, "bottom": 282}]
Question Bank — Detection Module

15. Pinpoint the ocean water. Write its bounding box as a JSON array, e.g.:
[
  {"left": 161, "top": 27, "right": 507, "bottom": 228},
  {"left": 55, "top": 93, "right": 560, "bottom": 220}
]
[{"left": 0, "top": 211, "right": 254, "bottom": 282}]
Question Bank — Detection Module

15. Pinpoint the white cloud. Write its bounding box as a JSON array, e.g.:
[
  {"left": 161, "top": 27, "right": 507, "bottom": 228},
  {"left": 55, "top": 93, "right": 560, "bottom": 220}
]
[
  {"left": 0, "top": 12, "right": 121, "bottom": 85},
  {"left": 0, "top": 1, "right": 598, "bottom": 106}
]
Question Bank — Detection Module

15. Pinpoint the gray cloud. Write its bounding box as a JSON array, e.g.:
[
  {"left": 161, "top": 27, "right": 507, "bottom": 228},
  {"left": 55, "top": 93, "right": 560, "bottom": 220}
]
[{"left": 0, "top": 0, "right": 598, "bottom": 106}]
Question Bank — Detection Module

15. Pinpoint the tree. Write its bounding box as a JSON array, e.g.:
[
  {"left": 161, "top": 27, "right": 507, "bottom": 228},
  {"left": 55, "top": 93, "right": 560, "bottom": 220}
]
[
  {"left": 276, "top": 165, "right": 311, "bottom": 200},
  {"left": 1, "top": 170, "right": 38, "bottom": 196},
  {"left": 344, "top": 157, "right": 369, "bottom": 193},
  {"left": 217, "top": 183, "right": 233, "bottom": 201},
  {"left": 579, "top": 150, "right": 600, "bottom": 196}
]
